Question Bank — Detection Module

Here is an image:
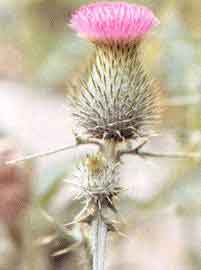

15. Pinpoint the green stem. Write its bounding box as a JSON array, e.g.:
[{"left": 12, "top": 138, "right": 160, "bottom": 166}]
[
  {"left": 92, "top": 214, "right": 107, "bottom": 270},
  {"left": 102, "top": 139, "right": 118, "bottom": 161},
  {"left": 91, "top": 139, "right": 118, "bottom": 270}
]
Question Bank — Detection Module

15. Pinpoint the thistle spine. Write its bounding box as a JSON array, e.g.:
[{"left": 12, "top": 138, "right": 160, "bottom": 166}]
[{"left": 70, "top": 44, "right": 161, "bottom": 141}]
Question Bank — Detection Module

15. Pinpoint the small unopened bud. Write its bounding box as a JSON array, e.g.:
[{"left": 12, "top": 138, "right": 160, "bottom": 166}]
[
  {"left": 0, "top": 140, "right": 31, "bottom": 225},
  {"left": 85, "top": 153, "right": 106, "bottom": 175},
  {"left": 72, "top": 153, "right": 120, "bottom": 206}
]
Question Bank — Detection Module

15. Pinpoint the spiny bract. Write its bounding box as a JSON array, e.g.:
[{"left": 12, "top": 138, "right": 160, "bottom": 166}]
[
  {"left": 71, "top": 154, "right": 121, "bottom": 209},
  {"left": 68, "top": 44, "right": 162, "bottom": 141}
]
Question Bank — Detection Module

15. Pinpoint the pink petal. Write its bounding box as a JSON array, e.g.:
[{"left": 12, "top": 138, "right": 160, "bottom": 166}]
[{"left": 70, "top": 2, "right": 159, "bottom": 43}]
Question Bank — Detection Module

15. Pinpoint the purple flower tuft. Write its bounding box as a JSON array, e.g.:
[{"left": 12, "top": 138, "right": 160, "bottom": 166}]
[{"left": 70, "top": 2, "right": 159, "bottom": 43}]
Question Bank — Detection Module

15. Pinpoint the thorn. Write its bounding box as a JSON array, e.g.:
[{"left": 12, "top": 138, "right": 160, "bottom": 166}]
[
  {"left": 5, "top": 144, "right": 78, "bottom": 165},
  {"left": 5, "top": 136, "right": 102, "bottom": 165},
  {"left": 51, "top": 241, "right": 81, "bottom": 257},
  {"left": 98, "top": 200, "right": 102, "bottom": 210},
  {"left": 117, "top": 230, "right": 129, "bottom": 239}
]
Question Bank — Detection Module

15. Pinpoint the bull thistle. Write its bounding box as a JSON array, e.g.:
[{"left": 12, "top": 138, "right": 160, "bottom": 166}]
[
  {"left": 68, "top": 2, "right": 162, "bottom": 270},
  {"left": 69, "top": 2, "right": 162, "bottom": 142},
  {"left": 3, "top": 2, "right": 201, "bottom": 270}
]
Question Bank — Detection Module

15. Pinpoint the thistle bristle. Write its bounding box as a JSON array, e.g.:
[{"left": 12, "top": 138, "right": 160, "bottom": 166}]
[
  {"left": 71, "top": 154, "right": 120, "bottom": 209},
  {"left": 67, "top": 44, "right": 163, "bottom": 142}
]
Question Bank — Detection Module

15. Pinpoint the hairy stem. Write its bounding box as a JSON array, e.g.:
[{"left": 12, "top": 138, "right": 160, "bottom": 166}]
[
  {"left": 5, "top": 138, "right": 102, "bottom": 165},
  {"left": 137, "top": 151, "right": 200, "bottom": 159},
  {"left": 92, "top": 213, "right": 107, "bottom": 270},
  {"left": 119, "top": 149, "right": 200, "bottom": 160},
  {"left": 90, "top": 139, "right": 118, "bottom": 270},
  {"left": 102, "top": 139, "right": 118, "bottom": 161}
]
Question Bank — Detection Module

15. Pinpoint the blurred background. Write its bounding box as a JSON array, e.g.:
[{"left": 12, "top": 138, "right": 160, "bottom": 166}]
[{"left": 0, "top": 0, "right": 200, "bottom": 269}]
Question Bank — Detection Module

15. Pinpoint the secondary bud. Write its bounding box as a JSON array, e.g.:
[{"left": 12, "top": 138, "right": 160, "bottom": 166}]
[{"left": 85, "top": 153, "right": 106, "bottom": 175}]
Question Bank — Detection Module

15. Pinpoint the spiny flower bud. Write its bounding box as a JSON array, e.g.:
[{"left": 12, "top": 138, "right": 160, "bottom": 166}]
[
  {"left": 73, "top": 153, "right": 120, "bottom": 205},
  {"left": 85, "top": 153, "right": 106, "bottom": 175},
  {"left": 68, "top": 2, "right": 162, "bottom": 141},
  {"left": 0, "top": 140, "right": 31, "bottom": 224}
]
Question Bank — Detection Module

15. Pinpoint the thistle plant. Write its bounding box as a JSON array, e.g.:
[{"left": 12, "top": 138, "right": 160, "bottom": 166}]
[
  {"left": 3, "top": 2, "right": 201, "bottom": 270},
  {"left": 67, "top": 3, "right": 162, "bottom": 270}
]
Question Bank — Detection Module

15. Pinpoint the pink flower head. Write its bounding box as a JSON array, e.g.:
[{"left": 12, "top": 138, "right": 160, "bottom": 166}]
[{"left": 70, "top": 2, "right": 159, "bottom": 44}]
